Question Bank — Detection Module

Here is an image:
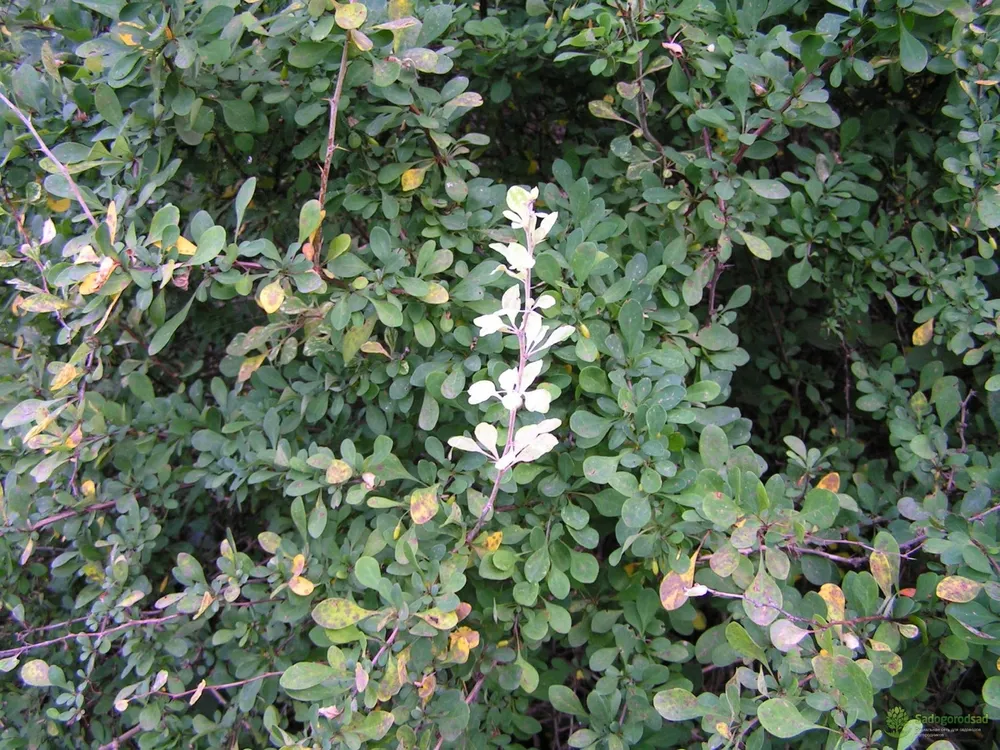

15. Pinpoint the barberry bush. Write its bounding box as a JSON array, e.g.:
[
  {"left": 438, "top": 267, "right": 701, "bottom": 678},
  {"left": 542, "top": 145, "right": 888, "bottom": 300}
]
[{"left": 1, "top": 0, "right": 999, "bottom": 748}]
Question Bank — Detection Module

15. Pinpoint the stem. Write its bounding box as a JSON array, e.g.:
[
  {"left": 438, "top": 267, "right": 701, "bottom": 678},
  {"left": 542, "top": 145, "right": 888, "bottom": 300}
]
[
  {"left": 0, "top": 91, "right": 99, "bottom": 227},
  {"left": 461, "top": 204, "right": 537, "bottom": 548},
  {"left": 314, "top": 41, "right": 351, "bottom": 264}
]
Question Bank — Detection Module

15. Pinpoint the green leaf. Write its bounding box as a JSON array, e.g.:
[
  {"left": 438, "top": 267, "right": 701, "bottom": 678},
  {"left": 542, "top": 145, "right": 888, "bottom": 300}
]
[
  {"left": 354, "top": 556, "right": 381, "bottom": 589},
  {"left": 737, "top": 230, "right": 773, "bottom": 260},
  {"left": 299, "top": 199, "right": 323, "bottom": 244},
  {"left": 725, "top": 622, "right": 768, "bottom": 664},
  {"left": 984, "top": 675, "right": 1000, "bottom": 708},
  {"left": 578, "top": 366, "right": 609, "bottom": 394},
  {"left": 757, "top": 698, "right": 819, "bottom": 738},
  {"left": 279, "top": 662, "right": 335, "bottom": 690},
  {"left": 548, "top": 685, "right": 587, "bottom": 717},
  {"left": 288, "top": 42, "right": 334, "bottom": 68},
  {"left": 221, "top": 99, "right": 255, "bottom": 133},
  {"left": 127, "top": 372, "right": 155, "bottom": 403},
  {"left": 95, "top": 83, "right": 124, "bottom": 126},
  {"left": 653, "top": 688, "right": 702, "bottom": 721},
  {"left": 699, "top": 424, "right": 729, "bottom": 470},
  {"left": 899, "top": 24, "right": 927, "bottom": 73},
  {"left": 583, "top": 455, "right": 620, "bottom": 484},
  {"left": 570, "top": 410, "right": 614, "bottom": 440},
  {"left": 725, "top": 65, "right": 749, "bottom": 115},
  {"left": 343, "top": 316, "right": 376, "bottom": 364},
  {"left": 746, "top": 179, "right": 790, "bottom": 200},
  {"left": 235, "top": 178, "right": 256, "bottom": 230},
  {"left": 686, "top": 381, "right": 721, "bottom": 403},
  {"left": 148, "top": 292, "right": 196, "bottom": 356},
  {"left": 189, "top": 226, "right": 227, "bottom": 265}
]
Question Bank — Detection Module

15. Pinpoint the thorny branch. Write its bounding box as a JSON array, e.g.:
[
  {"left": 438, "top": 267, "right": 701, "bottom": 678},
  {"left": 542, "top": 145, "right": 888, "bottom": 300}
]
[{"left": 0, "top": 91, "right": 99, "bottom": 228}]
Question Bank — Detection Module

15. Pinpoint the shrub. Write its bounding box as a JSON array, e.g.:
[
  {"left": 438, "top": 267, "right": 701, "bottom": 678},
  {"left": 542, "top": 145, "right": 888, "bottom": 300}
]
[{"left": 1, "top": 0, "right": 999, "bottom": 748}]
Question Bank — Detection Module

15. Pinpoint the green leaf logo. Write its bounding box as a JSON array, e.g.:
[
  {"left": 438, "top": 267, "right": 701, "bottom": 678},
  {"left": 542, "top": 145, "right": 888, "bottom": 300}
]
[{"left": 884, "top": 706, "right": 909, "bottom": 737}]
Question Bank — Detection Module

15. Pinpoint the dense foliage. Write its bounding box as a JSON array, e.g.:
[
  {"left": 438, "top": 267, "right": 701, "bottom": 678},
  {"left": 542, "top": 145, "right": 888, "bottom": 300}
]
[{"left": 2, "top": 0, "right": 1000, "bottom": 747}]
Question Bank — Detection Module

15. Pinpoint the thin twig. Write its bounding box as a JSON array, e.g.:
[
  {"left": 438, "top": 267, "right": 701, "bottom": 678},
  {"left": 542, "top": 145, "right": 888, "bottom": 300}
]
[
  {"left": 314, "top": 42, "right": 351, "bottom": 263},
  {"left": 98, "top": 723, "right": 141, "bottom": 750},
  {"left": 0, "top": 614, "right": 182, "bottom": 659},
  {"left": 2, "top": 499, "right": 117, "bottom": 534},
  {"left": 0, "top": 91, "right": 99, "bottom": 227}
]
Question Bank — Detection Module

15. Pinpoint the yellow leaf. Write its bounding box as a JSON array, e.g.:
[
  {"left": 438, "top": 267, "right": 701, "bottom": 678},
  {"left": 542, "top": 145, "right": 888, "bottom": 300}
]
[
  {"left": 416, "top": 672, "right": 437, "bottom": 705},
  {"left": 79, "top": 272, "right": 101, "bottom": 296},
  {"left": 659, "top": 550, "right": 698, "bottom": 611},
  {"left": 325, "top": 459, "right": 353, "bottom": 484},
  {"left": 818, "top": 583, "right": 846, "bottom": 637},
  {"left": 816, "top": 472, "right": 840, "bottom": 492},
  {"left": 484, "top": 531, "right": 502, "bottom": 552},
  {"left": 421, "top": 282, "right": 449, "bottom": 304},
  {"left": 377, "top": 648, "right": 409, "bottom": 701},
  {"left": 388, "top": 0, "right": 413, "bottom": 19},
  {"left": 237, "top": 354, "right": 265, "bottom": 383},
  {"left": 289, "top": 575, "right": 315, "bottom": 596},
  {"left": 176, "top": 236, "right": 197, "bottom": 256},
  {"left": 292, "top": 554, "right": 306, "bottom": 576},
  {"left": 189, "top": 679, "right": 206, "bottom": 706},
  {"left": 50, "top": 364, "right": 79, "bottom": 391},
  {"left": 869, "top": 550, "right": 894, "bottom": 597},
  {"left": 409, "top": 485, "right": 439, "bottom": 524},
  {"left": 81, "top": 479, "right": 96, "bottom": 496},
  {"left": 912, "top": 318, "right": 934, "bottom": 346},
  {"left": 47, "top": 196, "right": 70, "bottom": 212},
  {"left": 105, "top": 200, "right": 118, "bottom": 243},
  {"left": 360, "top": 341, "right": 391, "bottom": 357},
  {"left": 258, "top": 281, "right": 285, "bottom": 314},
  {"left": 936, "top": 575, "right": 982, "bottom": 603},
  {"left": 400, "top": 167, "right": 426, "bottom": 192},
  {"left": 416, "top": 607, "right": 458, "bottom": 630},
  {"left": 335, "top": 2, "right": 368, "bottom": 29},
  {"left": 444, "top": 627, "right": 480, "bottom": 664},
  {"left": 194, "top": 591, "right": 214, "bottom": 620},
  {"left": 64, "top": 426, "right": 83, "bottom": 450},
  {"left": 311, "top": 598, "right": 375, "bottom": 629}
]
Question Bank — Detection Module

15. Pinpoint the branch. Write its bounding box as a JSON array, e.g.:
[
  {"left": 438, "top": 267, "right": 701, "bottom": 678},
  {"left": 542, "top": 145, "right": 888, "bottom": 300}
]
[
  {"left": 98, "top": 724, "right": 142, "bottom": 750},
  {"left": 0, "top": 614, "right": 182, "bottom": 659},
  {"left": 314, "top": 41, "right": 351, "bottom": 263},
  {"left": 0, "top": 91, "right": 99, "bottom": 227},
  {"left": 2, "top": 500, "right": 118, "bottom": 534},
  {"left": 731, "top": 39, "right": 855, "bottom": 167}
]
